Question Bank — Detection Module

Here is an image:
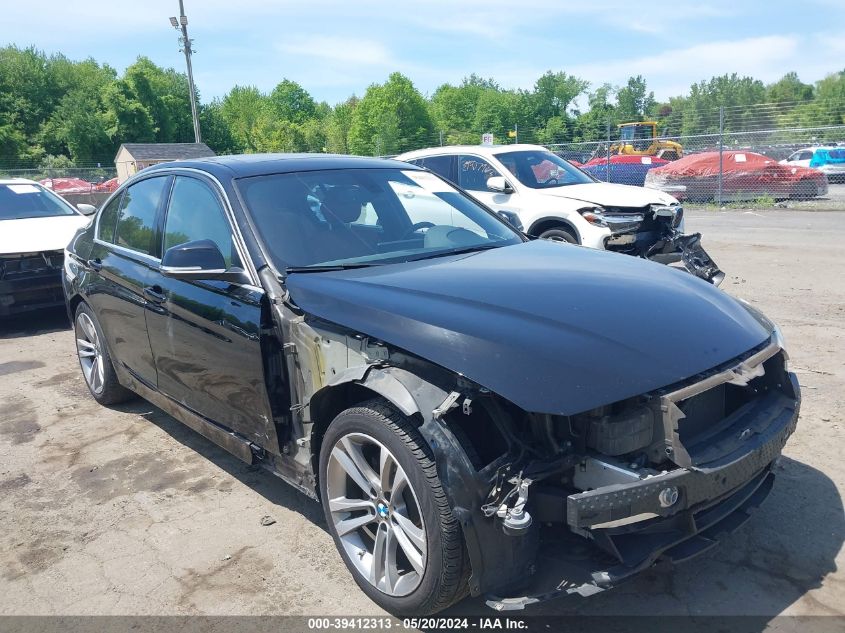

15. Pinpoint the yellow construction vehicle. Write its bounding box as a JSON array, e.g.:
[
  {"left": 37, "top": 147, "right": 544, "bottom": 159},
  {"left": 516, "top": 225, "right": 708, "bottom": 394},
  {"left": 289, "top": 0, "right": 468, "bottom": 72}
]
[{"left": 610, "top": 122, "right": 683, "bottom": 160}]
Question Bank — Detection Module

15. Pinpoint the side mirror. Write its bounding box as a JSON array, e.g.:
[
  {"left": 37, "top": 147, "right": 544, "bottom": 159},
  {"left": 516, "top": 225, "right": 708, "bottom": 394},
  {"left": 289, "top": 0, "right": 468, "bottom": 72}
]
[
  {"left": 77, "top": 203, "right": 97, "bottom": 216},
  {"left": 486, "top": 176, "right": 514, "bottom": 194},
  {"left": 161, "top": 239, "right": 249, "bottom": 283}
]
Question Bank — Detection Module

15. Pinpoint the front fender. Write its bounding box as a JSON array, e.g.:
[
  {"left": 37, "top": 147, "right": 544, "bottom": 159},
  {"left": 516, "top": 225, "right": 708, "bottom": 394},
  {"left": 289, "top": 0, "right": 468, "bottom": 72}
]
[{"left": 320, "top": 365, "right": 537, "bottom": 597}]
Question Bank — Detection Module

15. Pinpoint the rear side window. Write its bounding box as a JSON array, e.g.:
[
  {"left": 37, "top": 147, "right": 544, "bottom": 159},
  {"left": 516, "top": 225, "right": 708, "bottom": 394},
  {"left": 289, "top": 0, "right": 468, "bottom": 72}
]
[
  {"left": 163, "top": 177, "right": 237, "bottom": 267},
  {"left": 420, "top": 155, "right": 454, "bottom": 181},
  {"left": 97, "top": 192, "right": 123, "bottom": 243},
  {"left": 115, "top": 177, "right": 169, "bottom": 255}
]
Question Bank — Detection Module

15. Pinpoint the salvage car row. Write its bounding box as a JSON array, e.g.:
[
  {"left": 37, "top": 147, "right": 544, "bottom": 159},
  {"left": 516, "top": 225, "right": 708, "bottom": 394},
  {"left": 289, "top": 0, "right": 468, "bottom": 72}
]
[{"left": 3, "top": 151, "right": 800, "bottom": 616}]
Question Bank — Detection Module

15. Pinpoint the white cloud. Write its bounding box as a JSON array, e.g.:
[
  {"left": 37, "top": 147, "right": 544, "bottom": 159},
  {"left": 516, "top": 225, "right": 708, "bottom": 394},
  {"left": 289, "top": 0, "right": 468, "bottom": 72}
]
[{"left": 276, "top": 36, "right": 394, "bottom": 67}]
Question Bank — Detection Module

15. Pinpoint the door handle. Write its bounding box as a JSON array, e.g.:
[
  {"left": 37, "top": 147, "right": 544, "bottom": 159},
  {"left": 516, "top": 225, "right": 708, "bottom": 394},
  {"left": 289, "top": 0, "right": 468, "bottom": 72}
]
[
  {"left": 143, "top": 286, "right": 166, "bottom": 304},
  {"left": 87, "top": 258, "right": 102, "bottom": 272}
]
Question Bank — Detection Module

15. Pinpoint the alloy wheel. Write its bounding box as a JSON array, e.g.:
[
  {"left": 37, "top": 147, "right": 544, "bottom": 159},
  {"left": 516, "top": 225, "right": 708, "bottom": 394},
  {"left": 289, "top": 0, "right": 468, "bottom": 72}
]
[
  {"left": 326, "top": 432, "right": 427, "bottom": 597},
  {"left": 76, "top": 312, "right": 105, "bottom": 395}
]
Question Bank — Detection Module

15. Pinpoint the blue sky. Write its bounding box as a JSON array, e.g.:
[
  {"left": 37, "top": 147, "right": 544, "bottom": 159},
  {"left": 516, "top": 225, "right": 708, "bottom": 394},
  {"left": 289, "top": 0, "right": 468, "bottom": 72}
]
[{"left": 3, "top": 0, "right": 843, "bottom": 105}]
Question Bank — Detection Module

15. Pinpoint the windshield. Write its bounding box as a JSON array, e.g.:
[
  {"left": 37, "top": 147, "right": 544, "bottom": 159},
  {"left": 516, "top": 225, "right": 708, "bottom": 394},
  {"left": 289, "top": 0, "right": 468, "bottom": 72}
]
[
  {"left": 494, "top": 150, "right": 594, "bottom": 189},
  {"left": 0, "top": 183, "right": 78, "bottom": 220},
  {"left": 237, "top": 168, "right": 523, "bottom": 270}
]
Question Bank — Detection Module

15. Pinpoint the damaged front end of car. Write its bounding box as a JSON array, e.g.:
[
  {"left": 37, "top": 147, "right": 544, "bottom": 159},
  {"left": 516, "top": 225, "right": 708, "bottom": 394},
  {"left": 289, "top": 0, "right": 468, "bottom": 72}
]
[
  {"left": 600, "top": 204, "right": 724, "bottom": 285},
  {"left": 262, "top": 272, "right": 798, "bottom": 609},
  {"left": 0, "top": 250, "right": 66, "bottom": 316},
  {"left": 437, "top": 335, "right": 800, "bottom": 609}
]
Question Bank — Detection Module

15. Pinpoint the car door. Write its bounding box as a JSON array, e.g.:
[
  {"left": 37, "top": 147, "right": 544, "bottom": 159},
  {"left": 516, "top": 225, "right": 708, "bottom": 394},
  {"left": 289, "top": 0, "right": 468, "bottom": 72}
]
[
  {"left": 86, "top": 175, "right": 172, "bottom": 387},
  {"left": 143, "top": 174, "right": 275, "bottom": 446},
  {"left": 457, "top": 154, "right": 522, "bottom": 217}
]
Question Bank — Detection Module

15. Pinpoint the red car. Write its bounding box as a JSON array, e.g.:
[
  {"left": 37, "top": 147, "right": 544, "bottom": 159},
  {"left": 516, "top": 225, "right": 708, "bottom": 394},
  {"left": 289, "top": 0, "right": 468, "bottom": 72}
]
[{"left": 645, "top": 151, "right": 828, "bottom": 201}]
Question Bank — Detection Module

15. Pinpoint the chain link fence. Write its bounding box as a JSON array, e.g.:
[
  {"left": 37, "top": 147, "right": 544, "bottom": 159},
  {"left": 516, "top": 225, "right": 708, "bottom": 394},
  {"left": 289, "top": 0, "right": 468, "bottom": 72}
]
[
  {"left": 548, "top": 123, "right": 844, "bottom": 205},
  {"left": 3, "top": 101, "right": 843, "bottom": 207}
]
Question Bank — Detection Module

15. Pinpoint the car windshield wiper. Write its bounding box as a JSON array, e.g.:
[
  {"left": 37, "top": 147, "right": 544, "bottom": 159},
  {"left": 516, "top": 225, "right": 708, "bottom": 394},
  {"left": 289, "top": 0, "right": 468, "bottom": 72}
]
[
  {"left": 284, "top": 263, "right": 376, "bottom": 274},
  {"left": 406, "top": 242, "right": 505, "bottom": 262}
]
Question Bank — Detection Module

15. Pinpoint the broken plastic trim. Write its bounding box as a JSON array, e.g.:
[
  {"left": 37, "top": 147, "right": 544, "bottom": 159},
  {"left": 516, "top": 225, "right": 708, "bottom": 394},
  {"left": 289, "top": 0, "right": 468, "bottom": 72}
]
[{"left": 647, "top": 231, "right": 725, "bottom": 285}]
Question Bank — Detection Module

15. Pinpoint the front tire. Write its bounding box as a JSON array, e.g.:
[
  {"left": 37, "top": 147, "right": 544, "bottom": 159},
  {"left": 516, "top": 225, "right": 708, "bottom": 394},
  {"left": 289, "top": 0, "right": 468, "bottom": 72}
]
[
  {"left": 74, "top": 303, "right": 134, "bottom": 405},
  {"left": 319, "top": 399, "right": 469, "bottom": 615},
  {"left": 539, "top": 226, "right": 578, "bottom": 244}
]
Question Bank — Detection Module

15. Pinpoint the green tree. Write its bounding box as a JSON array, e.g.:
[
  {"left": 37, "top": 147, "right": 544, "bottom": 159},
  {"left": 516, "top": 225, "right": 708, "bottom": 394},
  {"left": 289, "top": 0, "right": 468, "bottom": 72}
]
[
  {"left": 766, "top": 72, "right": 814, "bottom": 105},
  {"left": 269, "top": 79, "right": 317, "bottom": 124},
  {"left": 220, "top": 85, "right": 269, "bottom": 152},
  {"left": 573, "top": 84, "right": 616, "bottom": 142},
  {"left": 615, "top": 75, "right": 656, "bottom": 122},
  {"left": 348, "top": 72, "right": 433, "bottom": 155},
  {"left": 101, "top": 80, "right": 156, "bottom": 144},
  {"left": 530, "top": 71, "right": 588, "bottom": 127},
  {"left": 199, "top": 99, "right": 238, "bottom": 154},
  {"left": 124, "top": 57, "right": 193, "bottom": 142},
  {"left": 325, "top": 96, "right": 358, "bottom": 153}
]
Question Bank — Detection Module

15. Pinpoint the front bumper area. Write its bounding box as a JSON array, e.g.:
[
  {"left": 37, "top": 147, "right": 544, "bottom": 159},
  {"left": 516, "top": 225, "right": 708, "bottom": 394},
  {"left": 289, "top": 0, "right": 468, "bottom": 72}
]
[
  {"left": 601, "top": 206, "right": 724, "bottom": 285},
  {"left": 485, "top": 371, "right": 799, "bottom": 610},
  {"left": 487, "top": 465, "right": 778, "bottom": 610},
  {"left": 0, "top": 270, "right": 65, "bottom": 316},
  {"left": 0, "top": 251, "right": 66, "bottom": 316}
]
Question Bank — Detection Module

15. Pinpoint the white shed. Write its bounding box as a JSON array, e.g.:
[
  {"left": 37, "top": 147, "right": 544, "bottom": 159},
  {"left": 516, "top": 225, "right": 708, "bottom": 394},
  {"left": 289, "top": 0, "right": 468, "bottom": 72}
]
[{"left": 114, "top": 143, "right": 216, "bottom": 183}]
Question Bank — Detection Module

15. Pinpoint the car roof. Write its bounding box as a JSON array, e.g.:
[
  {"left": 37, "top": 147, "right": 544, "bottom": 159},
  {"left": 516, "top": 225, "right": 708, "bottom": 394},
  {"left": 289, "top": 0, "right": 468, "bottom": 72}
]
[
  {"left": 0, "top": 178, "right": 41, "bottom": 186},
  {"left": 142, "top": 153, "right": 421, "bottom": 180},
  {"left": 397, "top": 144, "right": 548, "bottom": 161}
]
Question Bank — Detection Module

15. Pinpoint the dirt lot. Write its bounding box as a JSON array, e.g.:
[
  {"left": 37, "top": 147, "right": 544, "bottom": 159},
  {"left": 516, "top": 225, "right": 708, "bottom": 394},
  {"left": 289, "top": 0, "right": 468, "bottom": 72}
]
[{"left": 1, "top": 209, "right": 843, "bottom": 619}]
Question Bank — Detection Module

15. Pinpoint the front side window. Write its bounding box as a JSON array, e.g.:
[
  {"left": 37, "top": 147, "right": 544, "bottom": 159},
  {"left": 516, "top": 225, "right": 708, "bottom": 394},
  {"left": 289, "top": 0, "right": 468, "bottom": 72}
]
[
  {"left": 115, "top": 177, "right": 168, "bottom": 255},
  {"left": 494, "top": 150, "right": 593, "bottom": 189},
  {"left": 237, "top": 168, "right": 522, "bottom": 270},
  {"left": 458, "top": 156, "right": 502, "bottom": 192},
  {"left": 0, "top": 183, "right": 77, "bottom": 220},
  {"left": 163, "top": 177, "right": 236, "bottom": 267}
]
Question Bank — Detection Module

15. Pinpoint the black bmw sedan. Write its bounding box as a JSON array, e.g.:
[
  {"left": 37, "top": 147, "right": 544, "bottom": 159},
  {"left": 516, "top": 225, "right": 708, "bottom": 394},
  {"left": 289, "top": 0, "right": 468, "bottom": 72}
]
[{"left": 63, "top": 154, "right": 800, "bottom": 614}]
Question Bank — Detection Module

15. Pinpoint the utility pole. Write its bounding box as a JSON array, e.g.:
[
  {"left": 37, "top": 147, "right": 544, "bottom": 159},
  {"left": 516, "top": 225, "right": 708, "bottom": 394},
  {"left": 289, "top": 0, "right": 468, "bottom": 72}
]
[{"left": 170, "top": 1, "right": 201, "bottom": 143}]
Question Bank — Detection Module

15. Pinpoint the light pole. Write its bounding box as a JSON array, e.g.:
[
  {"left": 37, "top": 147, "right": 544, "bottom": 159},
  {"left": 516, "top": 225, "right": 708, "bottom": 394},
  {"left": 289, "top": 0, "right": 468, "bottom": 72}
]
[{"left": 170, "top": 1, "right": 201, "bottom": 143}]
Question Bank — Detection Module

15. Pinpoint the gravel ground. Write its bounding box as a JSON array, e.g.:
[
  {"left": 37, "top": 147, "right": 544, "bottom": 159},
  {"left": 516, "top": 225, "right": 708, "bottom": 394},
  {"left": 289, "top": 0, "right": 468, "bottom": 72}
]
[{"left": 0, "top": 209, "right": 843, "bottom": 620}]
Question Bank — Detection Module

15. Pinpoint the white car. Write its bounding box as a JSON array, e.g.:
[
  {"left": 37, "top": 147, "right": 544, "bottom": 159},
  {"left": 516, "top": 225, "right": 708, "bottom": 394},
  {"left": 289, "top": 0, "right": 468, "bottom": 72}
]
[
  {"left": 0, "top": 178, "right": 94, "bottom": 317},
  {"left": 397, "top": 144, "right": 723, "bottom": 283},
  {"left": 780, "top": 146, "right": 845, "bottom": 182}
]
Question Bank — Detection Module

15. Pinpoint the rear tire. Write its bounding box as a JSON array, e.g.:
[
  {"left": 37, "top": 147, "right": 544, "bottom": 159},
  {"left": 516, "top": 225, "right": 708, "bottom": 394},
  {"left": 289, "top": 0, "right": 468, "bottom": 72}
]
[
  {"left": 319, "top": 398, "right": 469, "bottom": 615},
  {"left": 74, "top": 303, "right": 134, "bottom": 405},
  {"left": 539, "top": 227, "right": 578, "bottom": 244}
]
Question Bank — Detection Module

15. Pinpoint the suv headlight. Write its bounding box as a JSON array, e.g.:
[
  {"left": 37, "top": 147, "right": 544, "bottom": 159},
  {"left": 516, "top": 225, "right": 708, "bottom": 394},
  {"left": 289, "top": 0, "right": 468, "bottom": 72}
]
[
  {"left": 650, "top": 203, "right": 684, "bottom": 228},
  {"left": 578, "top": 206, "right": 608, "bottom": 227}
]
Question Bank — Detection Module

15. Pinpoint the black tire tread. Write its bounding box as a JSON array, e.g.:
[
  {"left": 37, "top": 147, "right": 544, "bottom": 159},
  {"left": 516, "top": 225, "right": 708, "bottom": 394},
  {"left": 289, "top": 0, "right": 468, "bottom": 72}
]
[
  {"left": 329, "top": 398, "right": 470, "bottom": 614},
  {"left": 74, "top": 303, "right": 134, "bottom": 406}
]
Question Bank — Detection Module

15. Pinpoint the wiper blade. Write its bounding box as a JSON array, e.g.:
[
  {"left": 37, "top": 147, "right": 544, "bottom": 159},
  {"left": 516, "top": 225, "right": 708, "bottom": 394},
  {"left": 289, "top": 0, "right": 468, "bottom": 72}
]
[
  {"left": 406, "top": 243, "right": 504, "bottom": 262},
  {"left": 284, "top": 263, "right": 375, "bottom": 274}
]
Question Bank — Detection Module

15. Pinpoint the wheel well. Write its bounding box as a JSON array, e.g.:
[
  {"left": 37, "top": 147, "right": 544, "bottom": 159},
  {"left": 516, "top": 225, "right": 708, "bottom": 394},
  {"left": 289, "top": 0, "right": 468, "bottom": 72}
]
[
  {"left": 308, "top": 383, "right": 410, "bottom": 486},
  {"left": 68, "top": 294, "right": 84, "bottom": 318},
  {"left": 527, "top": 218, "right": 581, "bottom": 243}
]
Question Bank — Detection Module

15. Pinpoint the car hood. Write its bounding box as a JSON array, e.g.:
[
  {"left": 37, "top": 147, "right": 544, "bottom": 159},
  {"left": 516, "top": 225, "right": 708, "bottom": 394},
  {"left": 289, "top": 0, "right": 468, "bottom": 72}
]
[
  {"left": 536, "top": 182, "right": 678, "bottom": 208},
  {"left": 0, "top": 215, "right": 90, "bottom": 255},
  {"left": 285, "top": 240, "right": 771, "bottom": 416}
]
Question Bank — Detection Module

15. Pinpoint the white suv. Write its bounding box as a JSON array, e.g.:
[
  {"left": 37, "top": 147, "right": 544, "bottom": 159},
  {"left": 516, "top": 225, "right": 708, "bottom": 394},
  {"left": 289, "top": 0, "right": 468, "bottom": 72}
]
[{"left": 397, "top": 145, "right": 723, "bottom": 284}]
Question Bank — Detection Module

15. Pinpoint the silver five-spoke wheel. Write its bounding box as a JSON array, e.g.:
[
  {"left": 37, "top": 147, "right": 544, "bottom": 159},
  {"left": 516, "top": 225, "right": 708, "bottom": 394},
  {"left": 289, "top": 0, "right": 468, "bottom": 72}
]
[
  {"left": 326, "top": 432, "right": 427, "bottom": 597},
  {"left": 76, "top": 312, "right": 104, "bottom": 395}
]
